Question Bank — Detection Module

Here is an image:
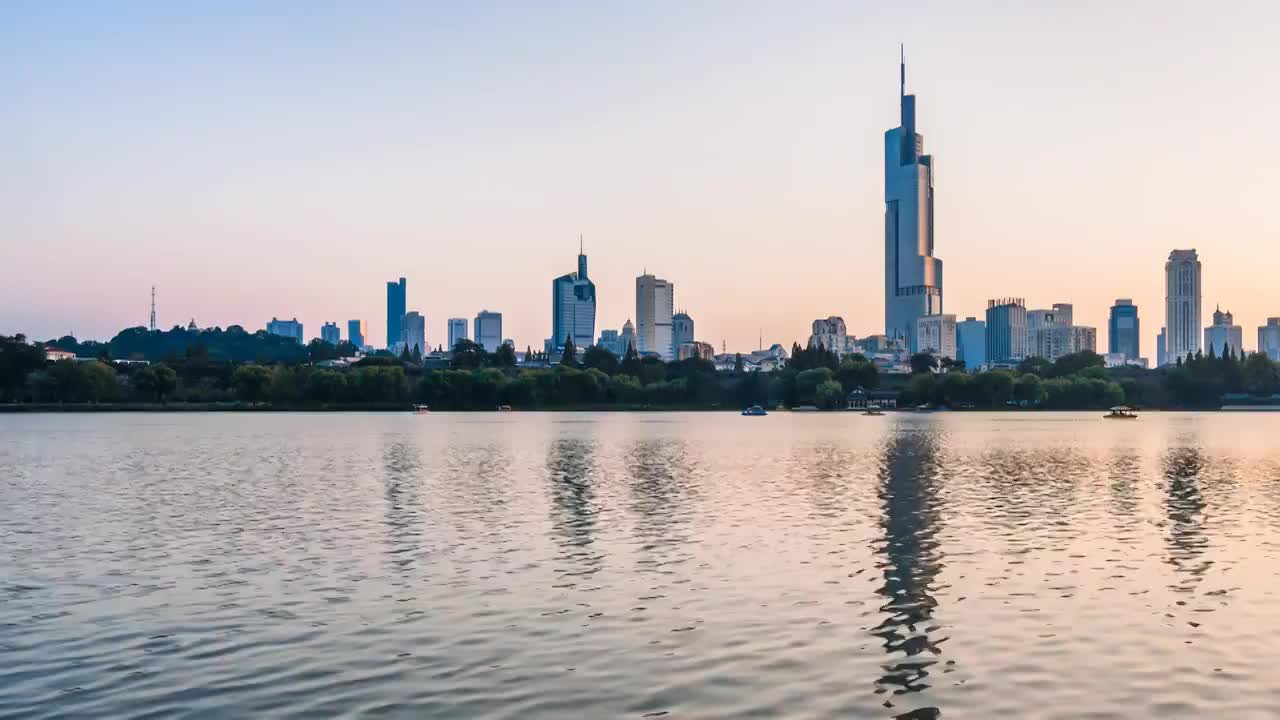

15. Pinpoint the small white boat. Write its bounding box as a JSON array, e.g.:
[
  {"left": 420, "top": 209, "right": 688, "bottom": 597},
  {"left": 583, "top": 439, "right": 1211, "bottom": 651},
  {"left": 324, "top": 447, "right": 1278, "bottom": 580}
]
[
  {"left": 1104, "top": 406, "right": 1138, "bottom": 419},
  {"left": 741, "top": 405, "right": 767, "bottom": 416}
]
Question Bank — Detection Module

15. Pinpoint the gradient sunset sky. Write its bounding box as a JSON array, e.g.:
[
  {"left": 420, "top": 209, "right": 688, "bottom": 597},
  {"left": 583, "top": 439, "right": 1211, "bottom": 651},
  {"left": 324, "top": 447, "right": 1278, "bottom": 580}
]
[{"left": 4, "top": 1, "right": 1279, "bottom": 354}]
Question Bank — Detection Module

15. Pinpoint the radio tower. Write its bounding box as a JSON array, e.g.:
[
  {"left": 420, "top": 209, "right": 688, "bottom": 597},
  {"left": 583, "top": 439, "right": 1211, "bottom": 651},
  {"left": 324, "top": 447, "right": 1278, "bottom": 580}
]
[{"left": 149, "top": 285, "right": 157, "bottom": 331}]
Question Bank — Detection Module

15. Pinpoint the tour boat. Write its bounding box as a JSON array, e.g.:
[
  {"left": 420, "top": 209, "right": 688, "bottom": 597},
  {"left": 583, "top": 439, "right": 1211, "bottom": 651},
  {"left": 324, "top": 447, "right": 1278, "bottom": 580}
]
[
  {"left": 498, "top": 405, "right": 514, "bottom": 412},
  {"left": 741, "top": 405, "right": 768, "bottom": 416},
  {"left": 413, "top": 405, "right": 430, "bottom": 414},
  {"left": 1104, "top": 406, "right": 1138, "bottom": 419}
]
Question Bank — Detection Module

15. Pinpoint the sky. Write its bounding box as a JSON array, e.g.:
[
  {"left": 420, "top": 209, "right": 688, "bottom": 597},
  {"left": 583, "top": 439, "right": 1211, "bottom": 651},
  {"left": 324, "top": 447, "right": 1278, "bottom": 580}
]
[{"left": 4, "top": 1, "right": 1280, "bottom": 356}]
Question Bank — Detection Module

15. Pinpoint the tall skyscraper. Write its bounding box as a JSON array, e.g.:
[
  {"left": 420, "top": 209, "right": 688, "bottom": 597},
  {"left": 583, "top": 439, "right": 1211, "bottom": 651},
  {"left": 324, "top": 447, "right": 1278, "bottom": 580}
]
[
  {"left": 1108, "top": 299, "right": 1140, "bottom": 361},
  {"left": 320, "top": 322, "right": 340, "bottom": 345},
  {"left": 474, "top": 311, "right": 502, "bottom": 352},
  {"left": 386, "top": 277, "right": 406, "bottom": 350},
  {"left": 956, "top": 316, "right": 986, "bottom": 369},
  {"left": 551, "top": 239, "right": 597, "bottom": 351},
  {"left": 400, "top": 311, "right": 426, "bottom": 356},
  {"left": 884, "top": 50, "right": 943, "bottom": 350},
  {"left": 447, "top": 318, "right": 468, "bottom": 351},
  {"left": 636, "top": 273, "right": 675, "bottom": 360},
  {"left": 1165, "top": 249, "right": 1201, "bottom": 364},
  {"left": 985, "top": 298, "right": 1027, "bottom": 365},
  {"left": 915, "top": 313, "right": 957, "bottom": 360},
  {"left": 673, "top": 311, "right": 695, "bottom": 349},
  {"left": 1259, "top": 318, "right": 1280, "bottom": 361},
  {"left": 266, "top": 317, "right": 304, "bottom": 345},
  {"left": 1204, "top": 306, "right": 1242, "bottom": 358},
  {"left": 348, "top": 319, "right": 366, "bottom": 350}
]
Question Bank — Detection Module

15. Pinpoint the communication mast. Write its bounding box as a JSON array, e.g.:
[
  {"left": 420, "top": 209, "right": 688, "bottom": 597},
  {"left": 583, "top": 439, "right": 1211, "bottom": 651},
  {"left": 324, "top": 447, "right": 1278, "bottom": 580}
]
[{"left": 149, "top": 285, "right": 157, "bottom": 331}]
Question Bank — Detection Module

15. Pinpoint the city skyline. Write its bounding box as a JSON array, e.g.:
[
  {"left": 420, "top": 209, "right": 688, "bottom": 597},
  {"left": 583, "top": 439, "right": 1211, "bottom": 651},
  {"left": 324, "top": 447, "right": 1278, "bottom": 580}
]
[{"left": 5, "top": 3, "right": 1280, "bottom": 351}]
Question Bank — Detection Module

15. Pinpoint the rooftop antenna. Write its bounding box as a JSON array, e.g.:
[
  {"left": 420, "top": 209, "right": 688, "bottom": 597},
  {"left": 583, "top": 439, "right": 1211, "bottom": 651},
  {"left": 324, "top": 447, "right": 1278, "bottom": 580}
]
[
  {"left": 900, "top": 43, "right": 906, "bottom": 101},
  {"left": 759, "top": 328, "right": 763, "bottom": 351},
  {"left": 149, "top": 285, "right": 157, "bottom": 331},
  {"left": 579, "top": 233, "right": 583, "bottom": 254}
]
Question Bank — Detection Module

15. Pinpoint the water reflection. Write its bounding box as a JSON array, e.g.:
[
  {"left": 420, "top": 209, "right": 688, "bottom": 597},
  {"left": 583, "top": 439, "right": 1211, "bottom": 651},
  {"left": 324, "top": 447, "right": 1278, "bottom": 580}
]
[
  {"left": 871, "top": 421, "right": 946, "bottom": 718},
  {"left": 382, "top": 438, "right": 423, "bottom": 579},
  {"left": 1162, "top": 442, "right": 1211, "bottom": 592},
  {"left": 627, "top": 440, "right": 696, "bottom": 574},
  {"left": 546, "top": 436, "right": 603, "bottom": 582}
]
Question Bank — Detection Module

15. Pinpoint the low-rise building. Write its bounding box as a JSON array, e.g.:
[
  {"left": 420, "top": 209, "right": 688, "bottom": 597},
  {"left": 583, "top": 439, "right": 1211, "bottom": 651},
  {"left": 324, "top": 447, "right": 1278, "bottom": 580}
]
[
  {"left": 846, "top": 387, "right": 900, "bottom": 409},
  {"left": 677, "top": 341, "right": 716, "bottom": 361},
  {"left": 45, "top": 347, "right": 76, "bottom": 362}
]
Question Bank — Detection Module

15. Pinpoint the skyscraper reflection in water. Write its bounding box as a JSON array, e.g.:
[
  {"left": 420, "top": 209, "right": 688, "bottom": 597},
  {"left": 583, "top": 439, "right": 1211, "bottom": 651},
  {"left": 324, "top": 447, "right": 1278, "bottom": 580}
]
[
  {"left": 546, "top": 436, "right": 603, "bottom": 583},
  {"left": 1162, "top": 443, "right": 1211, "bottom": 593},
  {"left": 872, "top": 422, "right": 946, "bottom": 720}
]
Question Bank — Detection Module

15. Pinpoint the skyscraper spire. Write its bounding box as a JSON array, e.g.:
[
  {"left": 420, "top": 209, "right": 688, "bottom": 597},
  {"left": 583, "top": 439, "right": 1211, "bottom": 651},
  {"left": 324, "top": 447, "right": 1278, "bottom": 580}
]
[
  {"left": 579, "top": 233, "right": 583, "bottom": 255},
  {"left": 900, "top": 43, "right": 905, "bottom": 102}
]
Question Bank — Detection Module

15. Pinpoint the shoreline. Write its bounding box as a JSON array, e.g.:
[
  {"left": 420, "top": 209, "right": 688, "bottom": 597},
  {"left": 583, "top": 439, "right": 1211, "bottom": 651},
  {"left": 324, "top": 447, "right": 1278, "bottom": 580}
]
[{"left": 2, "top": 403, "right": 1269, "bottom": 414}]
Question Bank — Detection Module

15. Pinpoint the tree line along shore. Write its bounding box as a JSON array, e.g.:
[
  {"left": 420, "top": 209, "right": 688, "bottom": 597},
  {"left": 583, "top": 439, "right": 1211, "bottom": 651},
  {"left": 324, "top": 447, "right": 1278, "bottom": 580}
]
[{"left": 3, "top": 329, "right": 1279, "bottom": 411}]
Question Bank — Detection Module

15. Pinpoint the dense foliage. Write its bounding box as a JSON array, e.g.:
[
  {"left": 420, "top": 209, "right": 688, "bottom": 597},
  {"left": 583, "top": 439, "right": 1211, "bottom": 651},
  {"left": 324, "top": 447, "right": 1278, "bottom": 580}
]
[{"left": 4, "top": 335, "right": 1278, "bottom": 411}]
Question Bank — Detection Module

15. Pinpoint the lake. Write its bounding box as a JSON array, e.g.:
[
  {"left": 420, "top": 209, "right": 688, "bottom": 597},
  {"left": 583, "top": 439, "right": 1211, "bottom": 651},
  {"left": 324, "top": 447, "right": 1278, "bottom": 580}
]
[{"left": 3, "top": 411, "right": 1280, "bottom": 718}]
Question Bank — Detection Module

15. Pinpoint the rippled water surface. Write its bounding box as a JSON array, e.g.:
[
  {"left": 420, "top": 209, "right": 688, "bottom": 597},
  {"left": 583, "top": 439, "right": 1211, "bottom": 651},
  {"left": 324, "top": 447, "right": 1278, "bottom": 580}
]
[{"left": 5, "top": 412, "right": 1280, "bottom": 718}]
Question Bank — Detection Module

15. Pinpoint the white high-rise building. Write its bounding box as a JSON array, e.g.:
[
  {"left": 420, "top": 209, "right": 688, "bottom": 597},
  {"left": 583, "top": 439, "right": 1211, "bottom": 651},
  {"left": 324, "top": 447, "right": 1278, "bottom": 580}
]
[
  {"left": 884, "top": 50, "right": 943, "bottom": 350},
  {"left": 915, "top": 313, "right": 957, "bottom": 360},
  {"left": 636, "top": 273, "right": 674, "bottom": 360},
  {"left": 447, "top": 318, "right": 468, "bottom": 351},
  {"left": 400, "top": 311, "right": 426, "bottom": 356},
  {"left": 1165, "top": 249, "right": 1201, "bottom": 365}
]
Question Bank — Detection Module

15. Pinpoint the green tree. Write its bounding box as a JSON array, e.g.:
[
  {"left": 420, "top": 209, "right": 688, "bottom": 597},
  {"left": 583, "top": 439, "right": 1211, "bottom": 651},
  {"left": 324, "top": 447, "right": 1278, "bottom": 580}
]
[
  {"left": 1049, "top": 350, "right": 1105, "bottom": 378},
  {"left": 491, "top": 343, "right": 517, "bottom": 367},
  {"left": 308, "top": 338, "right": 338, "bottom": 362},
  {"left": 231, "top": 365, "right": 274, "bottom": 403},
  {"left": 607, "top": 373, "right": 643, "bottom": 403},
  {"left": 0, "top": 334, "right": 47, "bottom": 402},
  {"left": 1243, "top": 352, "right": 1279, "bottom": 395},
  {"left": 940, "top": 371, "right": 975, "bottom": 407},
  {"left": 1016, "top": 356, "right": 1052, "bottom": 377},
  {"left": 79, "top": 360, "right": 119, "bottom": 402},
  {"left": 836, "top": 356, "right": 878, "bottom": 392},
  {"left": 449, "top": 339, "right": 487, "bottom": 369},
  {"left": 620, "top": 344, "right": 642, "bottom": 377},
  {"left": 134, "top": 364, "right": 178, "bottom": 402},
  {"left": 909, "top": 373, "right": 939, "bottom": 405},
  {"left": 1013, "top": 373, "right": 1045, "bottom": 406},
  {"left": 815, "top": 379, "right": 845, "bottom": 410},
  {"left": 909, "top": 352, "right": 938, "bottom": 375},
  {"left": 560, "top": 337, "right": 577, "bottom": 366},
  {"left": 976, "top": 370, "right": 1015, "bottom": 407},
  {"left": 795, "top": 368, "right": 835, "bottom": 405},
  {"left": 581, "top": 345, "right": 620, "bottom": 374}
]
